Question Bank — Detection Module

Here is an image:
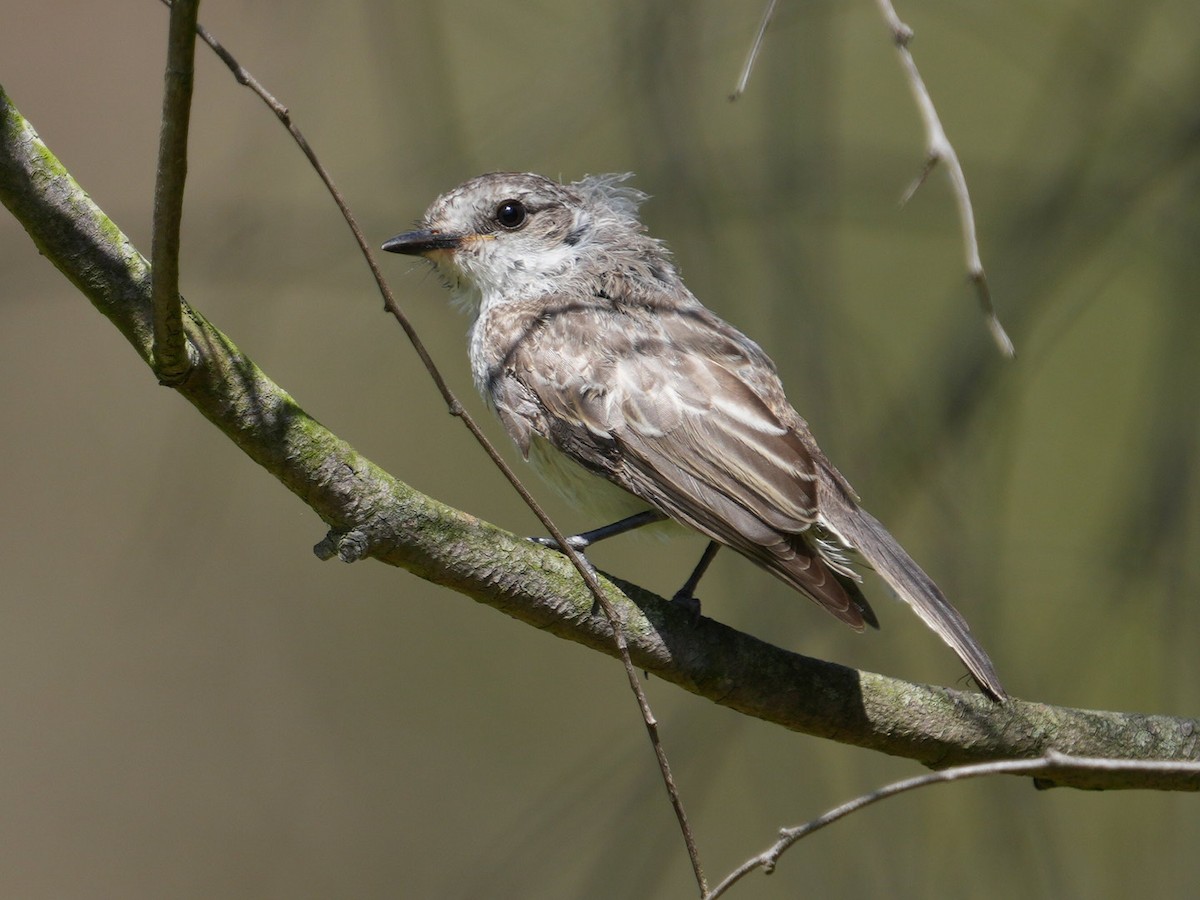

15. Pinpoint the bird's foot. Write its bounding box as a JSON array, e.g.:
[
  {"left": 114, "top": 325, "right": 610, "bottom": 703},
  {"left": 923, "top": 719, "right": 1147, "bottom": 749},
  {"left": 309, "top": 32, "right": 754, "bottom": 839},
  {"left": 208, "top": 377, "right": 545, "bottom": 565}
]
[
  {"left": 670, "top": 588, "right": 702, "bottom": 624},
  {"left": 527, "top": 533, "right": 592, "bottom": 552}
]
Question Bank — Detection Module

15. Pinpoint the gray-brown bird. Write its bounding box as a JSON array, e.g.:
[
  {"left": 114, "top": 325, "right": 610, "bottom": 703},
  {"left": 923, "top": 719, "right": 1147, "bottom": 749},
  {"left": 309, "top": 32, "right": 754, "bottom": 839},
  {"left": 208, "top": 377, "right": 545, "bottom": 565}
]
[{"left": 383, "top": 172, "right": 1006, "bottom": 701}]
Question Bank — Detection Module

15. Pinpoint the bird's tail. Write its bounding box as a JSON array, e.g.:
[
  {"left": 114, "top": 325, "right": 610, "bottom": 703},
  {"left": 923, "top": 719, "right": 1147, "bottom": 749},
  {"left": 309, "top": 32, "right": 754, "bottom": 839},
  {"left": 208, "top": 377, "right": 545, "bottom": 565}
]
[{"left": 819, "top": 483, "right": 1007, "bottom": 702}]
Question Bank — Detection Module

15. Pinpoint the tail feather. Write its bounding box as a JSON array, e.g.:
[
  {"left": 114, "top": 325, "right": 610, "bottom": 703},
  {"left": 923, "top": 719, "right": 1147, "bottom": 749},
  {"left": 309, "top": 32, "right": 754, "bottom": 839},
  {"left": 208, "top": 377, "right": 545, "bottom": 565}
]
[{"left": 819, "top": 492, "right": 1007, "bottom": 702}]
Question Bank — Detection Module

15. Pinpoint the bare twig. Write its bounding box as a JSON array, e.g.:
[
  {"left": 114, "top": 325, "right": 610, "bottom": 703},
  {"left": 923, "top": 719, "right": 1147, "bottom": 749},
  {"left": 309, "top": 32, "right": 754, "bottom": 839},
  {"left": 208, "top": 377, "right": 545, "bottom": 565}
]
[
  {"left": 149, "top": 0, "right": 200, "bottom": 385},
  {"left": 705, "top": 752, "right": 1200, "bottom": 898},
  {"left": 729, "top": 0, "right": 778, "bottom": 100},
  {"left": 729, "top": 0, "right": 1013, "bottom": 354},
  {"left": 157, "top": 3, "right": 706, "bottom": 890},
  {"left": 875, "top": 0, "right": 1015, "bottom": 358}
]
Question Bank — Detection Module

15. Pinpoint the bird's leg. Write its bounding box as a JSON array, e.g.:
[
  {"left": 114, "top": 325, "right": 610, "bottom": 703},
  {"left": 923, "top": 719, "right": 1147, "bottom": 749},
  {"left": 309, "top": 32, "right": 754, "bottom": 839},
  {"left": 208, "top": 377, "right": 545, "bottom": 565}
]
[
  {"left": 529, "top": 510, "right": 668, "bottom": 617},
  {"left": 529, "top": 513, "right": 716, "bottom": 622},
  {"left": 528, "top": 509, "right": 667, "bottom": 551},
  {"left": 671, "top": 541, "right": 721, "bottom": 621}
]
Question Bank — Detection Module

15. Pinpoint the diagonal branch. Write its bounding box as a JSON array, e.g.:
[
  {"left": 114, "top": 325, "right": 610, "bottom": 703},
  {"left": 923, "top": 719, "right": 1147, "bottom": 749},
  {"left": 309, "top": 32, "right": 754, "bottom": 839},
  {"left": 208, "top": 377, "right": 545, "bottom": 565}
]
[{"left": 2, "top": 85, "right": 1198, "bottom": 794}]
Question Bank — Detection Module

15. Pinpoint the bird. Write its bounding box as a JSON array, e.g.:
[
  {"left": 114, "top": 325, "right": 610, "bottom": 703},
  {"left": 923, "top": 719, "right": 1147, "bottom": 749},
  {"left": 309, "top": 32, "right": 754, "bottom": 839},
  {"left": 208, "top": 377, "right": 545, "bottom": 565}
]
[{"left": 382, "top": 172, "right": 1006, "bottom": 701}]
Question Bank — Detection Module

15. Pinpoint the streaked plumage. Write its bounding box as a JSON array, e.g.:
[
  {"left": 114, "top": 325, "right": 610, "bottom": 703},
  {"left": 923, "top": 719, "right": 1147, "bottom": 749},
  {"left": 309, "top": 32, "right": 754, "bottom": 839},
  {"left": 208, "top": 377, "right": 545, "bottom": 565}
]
[{"left": 383, "top": 172, "right": 1006, "bottom": 701}]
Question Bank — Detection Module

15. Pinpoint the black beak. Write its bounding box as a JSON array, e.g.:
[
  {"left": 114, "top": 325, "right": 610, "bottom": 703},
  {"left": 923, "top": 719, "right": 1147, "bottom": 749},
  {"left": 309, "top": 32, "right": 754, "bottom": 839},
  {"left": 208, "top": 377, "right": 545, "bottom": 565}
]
[{"left": 381, "top": 229, "right": 462, "bottom": 256}]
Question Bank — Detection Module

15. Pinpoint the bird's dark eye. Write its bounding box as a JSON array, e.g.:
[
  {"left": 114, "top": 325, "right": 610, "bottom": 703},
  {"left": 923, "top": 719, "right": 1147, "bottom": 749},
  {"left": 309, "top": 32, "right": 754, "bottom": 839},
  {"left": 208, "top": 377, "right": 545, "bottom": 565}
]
[{"left": 495, "top": 199, "right": 527, "bottom": 230}]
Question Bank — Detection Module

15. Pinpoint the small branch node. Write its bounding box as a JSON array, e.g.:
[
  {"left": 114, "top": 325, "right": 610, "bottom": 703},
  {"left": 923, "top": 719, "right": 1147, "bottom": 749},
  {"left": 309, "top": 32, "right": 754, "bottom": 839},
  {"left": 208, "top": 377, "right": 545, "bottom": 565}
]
[
  {"left": 153, "top": 339, "right": 197, "bottom": 386},
  {"left": 899, "top": 153, "right": 939, "bottom": 207},
  {"left": 313, "top": 528, "right": 370, "bottom": 563}
]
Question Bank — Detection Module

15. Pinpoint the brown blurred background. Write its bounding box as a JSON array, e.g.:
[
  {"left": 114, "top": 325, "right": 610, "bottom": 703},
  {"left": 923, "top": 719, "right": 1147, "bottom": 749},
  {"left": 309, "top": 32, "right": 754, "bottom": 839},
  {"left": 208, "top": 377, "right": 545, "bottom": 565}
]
[{"left": 2, "top": 1, "right": 1198, "bottom": 897}]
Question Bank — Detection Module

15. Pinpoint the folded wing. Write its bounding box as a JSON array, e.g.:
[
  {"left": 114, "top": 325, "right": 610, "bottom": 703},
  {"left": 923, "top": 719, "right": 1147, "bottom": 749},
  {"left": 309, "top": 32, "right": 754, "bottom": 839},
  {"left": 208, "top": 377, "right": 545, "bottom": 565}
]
[{"left": 504, "top": 298, "right": 876, "bottom": 629}]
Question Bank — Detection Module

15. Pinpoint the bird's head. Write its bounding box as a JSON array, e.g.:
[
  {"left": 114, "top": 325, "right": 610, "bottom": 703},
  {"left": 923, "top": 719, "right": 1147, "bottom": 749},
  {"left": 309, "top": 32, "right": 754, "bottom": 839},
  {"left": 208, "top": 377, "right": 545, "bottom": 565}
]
[{"left": 383, "top": 172, "right": 665, "bottom": 315}]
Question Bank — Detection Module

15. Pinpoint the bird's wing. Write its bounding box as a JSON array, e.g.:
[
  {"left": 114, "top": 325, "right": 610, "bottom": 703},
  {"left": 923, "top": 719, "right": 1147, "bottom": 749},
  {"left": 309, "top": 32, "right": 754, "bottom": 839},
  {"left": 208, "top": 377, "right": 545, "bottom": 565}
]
[
  {"left": 815, "top": 477, "right": 1008, "bottom": 699},
  {"left": 501, "top": 298, "right": 872, "bottom": 628}
]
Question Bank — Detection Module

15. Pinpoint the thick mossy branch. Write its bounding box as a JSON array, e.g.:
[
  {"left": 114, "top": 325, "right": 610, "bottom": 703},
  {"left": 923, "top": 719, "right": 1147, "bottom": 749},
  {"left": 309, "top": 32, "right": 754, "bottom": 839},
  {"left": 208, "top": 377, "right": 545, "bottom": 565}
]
[{"left": 2, "top": 85, "right": 1197, "bottom": 791}]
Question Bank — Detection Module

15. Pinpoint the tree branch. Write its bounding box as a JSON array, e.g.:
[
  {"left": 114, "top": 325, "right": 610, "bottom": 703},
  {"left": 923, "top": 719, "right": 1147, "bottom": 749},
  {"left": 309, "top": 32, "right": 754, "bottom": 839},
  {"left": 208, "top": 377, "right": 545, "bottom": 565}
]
[
  {"left": 727, "top": 0, "right": 1015, "bottom": 356},
  {"left": 2, "top": 84, "right": 1197, "bottom": 793},
  {"left": 149, "top": 0, "right": 199, "bottom": 384},
  {"left": 875, "top": 0, "right": 1015, "bottom": 357},
  {"left": 729, "top": 0, "right": 778, "bottom": 101},
  {"left": 706, "top": 752, "right": 1200, "bottom": 898}
]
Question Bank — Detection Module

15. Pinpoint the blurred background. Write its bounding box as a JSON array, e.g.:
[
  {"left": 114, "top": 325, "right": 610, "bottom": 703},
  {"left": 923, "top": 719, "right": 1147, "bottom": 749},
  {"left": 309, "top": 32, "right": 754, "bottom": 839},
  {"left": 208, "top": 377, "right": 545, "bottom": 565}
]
[{"left": 3, "top": 1, "right": 1198, "bottom": 897}]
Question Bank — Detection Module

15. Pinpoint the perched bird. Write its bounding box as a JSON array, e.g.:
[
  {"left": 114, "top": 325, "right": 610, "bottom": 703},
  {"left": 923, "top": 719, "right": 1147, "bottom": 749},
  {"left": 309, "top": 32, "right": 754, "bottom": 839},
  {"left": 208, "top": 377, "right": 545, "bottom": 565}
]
[{"left": 383, "top": 172, "right": 1006, "bottom": 701}]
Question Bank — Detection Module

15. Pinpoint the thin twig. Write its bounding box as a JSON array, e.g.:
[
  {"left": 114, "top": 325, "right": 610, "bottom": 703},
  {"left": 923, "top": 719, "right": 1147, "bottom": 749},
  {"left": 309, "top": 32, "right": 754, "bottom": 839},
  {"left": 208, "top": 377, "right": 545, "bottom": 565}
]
[
  {"left": 159, "top": 2, "right": 706, "bottom": 890},
  {"left": 705, "top": 752, "right": 1200, "bottom": 898},
  {"left": 875, "top": 0, "right": 1015, "bottom": 358},
  {"left": 729, "top": 0, "right": 778, "bottom": 100},
  {"left": 149, "top": 0, "right": 200, "bottom": 385}
]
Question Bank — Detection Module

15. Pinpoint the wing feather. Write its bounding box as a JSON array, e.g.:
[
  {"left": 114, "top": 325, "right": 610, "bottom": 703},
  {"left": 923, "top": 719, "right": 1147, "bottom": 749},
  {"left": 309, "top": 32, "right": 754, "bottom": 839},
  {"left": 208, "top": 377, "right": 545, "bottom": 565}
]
[{"left": 497, "top": 296, "right": 872, "bottom": 627}]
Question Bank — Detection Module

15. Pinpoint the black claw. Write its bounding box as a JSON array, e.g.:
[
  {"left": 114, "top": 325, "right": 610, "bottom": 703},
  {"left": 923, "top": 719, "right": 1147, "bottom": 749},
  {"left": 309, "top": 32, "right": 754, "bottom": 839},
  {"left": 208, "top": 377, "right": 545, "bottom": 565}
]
[
  {"left": 527, "top": 510, "right": 667, "bottom": 555},
  {"left": 668, "top": 541, "right": 719, "bottom": 624},
  {"left": 527, "top": 534, "right": 590, "bottom": 551}
]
